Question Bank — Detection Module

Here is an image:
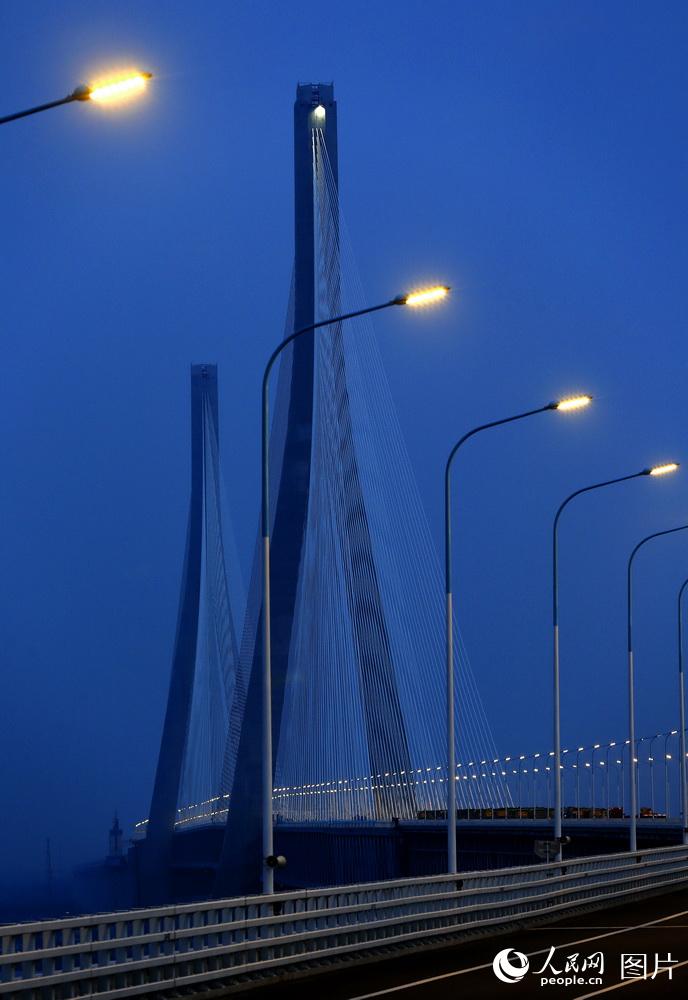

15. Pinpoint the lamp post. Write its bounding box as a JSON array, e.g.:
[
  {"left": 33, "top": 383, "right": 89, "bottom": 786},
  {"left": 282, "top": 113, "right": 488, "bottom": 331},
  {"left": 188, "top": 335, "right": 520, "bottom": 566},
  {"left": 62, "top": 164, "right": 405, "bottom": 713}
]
[
  {"left": 584, "top": 761, "right": 592, "bottom": 816},
  {"left": 575, "top": 746, "right": 585, "bottom": 819},
  {"left": 261, "top": 285, "right": 449, "bottom": 892},
  {"left": 678, "top": 580, "right": 688, "bottom": 844},
  {"left": 533, "top": 753, "right": 542, "bottom": 818},
  {"left": 664, "top": 731, "right": 677, "bottom": 818},
  {"left": 490, "top": 759, "right": 500, "bottom": 820},
  {"left": 627, "top": 512, "right": 685, "bottom": 851},
  {"left": 599, "top": 760, "right": 607, "bottom": 818},
  {"left": 604, "top": 742, "right": 616, "bottom": 818},
  {"left": 561, "top": 748, "right": 570, "bottom": 816},
  {"left": 552, "top": 465, "right": 678, "bottom": 860},
  {"left": 518, "top": 755, "right": 527, "bottom": 819},
  {"left": 634, "top": 735, "right": 648, "bottom": 822},
  {"left": 445, "top": 393, "right": 591, "bottom": 873},
  {"left": 0, "top": 71, "right": 152, "bottom": 125},
  {"left": 491, "top": 759, "right": 500, "bottom": 818},
  {"left": 648, "top": 734, "right": 659, "bottom": 817},
  {"left": 591, "top": 743, "right": 601, "bottom": 818},
  {"left": 545, "top": 765, "right": 552, "bottom": 817},
  {"left": 500, "top": 761, "right": 510, "bottom": 817}
]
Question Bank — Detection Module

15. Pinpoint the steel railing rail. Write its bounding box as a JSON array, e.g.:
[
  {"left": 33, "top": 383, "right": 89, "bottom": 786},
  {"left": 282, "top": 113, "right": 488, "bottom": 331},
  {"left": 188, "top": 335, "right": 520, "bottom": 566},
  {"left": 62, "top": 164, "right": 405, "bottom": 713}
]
[{"left": 2, "top": 845, "right": 688, "bottom": 998}]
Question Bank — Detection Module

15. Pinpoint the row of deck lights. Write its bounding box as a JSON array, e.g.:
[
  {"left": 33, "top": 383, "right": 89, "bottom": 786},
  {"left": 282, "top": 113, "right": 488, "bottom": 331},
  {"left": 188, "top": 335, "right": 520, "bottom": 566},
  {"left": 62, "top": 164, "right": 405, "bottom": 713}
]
[
  {"left": 270, "top": 730, "right": 686, "bottom": 795},
  {"left": 146, "top": 729, "right": 686, "bottom": 828}
]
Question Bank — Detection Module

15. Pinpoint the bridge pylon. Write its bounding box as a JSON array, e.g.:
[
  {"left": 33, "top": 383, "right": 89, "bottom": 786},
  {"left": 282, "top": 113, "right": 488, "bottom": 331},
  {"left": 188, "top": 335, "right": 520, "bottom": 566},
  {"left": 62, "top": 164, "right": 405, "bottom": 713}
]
[
  {"left": 141, "top": 363, "right": 239, "bottom": 904},
  {"left": 215, "top": 83, "right": 415, "bottom": 896}
]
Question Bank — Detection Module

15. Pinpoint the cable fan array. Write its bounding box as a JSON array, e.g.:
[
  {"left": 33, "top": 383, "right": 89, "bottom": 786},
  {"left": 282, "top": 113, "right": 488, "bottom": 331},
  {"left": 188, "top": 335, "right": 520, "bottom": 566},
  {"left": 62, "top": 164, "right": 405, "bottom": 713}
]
[
  {"left": 177, "top": 395, "right": 246, "bottom": 814},
  {"left": 273, "top": 129, "right": 508, "bottom": 822},
  {"left": 170, "top": 129, "right": 508, "bottom": 827}
]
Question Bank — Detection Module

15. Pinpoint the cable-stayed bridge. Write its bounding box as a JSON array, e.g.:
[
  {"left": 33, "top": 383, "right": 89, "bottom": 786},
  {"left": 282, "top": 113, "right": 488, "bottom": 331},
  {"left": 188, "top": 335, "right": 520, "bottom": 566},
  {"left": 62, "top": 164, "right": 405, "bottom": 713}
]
[
  {"left": 5, "top": 80, "right": 688, "bottom": 1000},
  {"left": 133, "top": 83, "right": 688, "bottom": 906},
  {"left": 139, "top": 83, "right": 506, "bottom": 903}
]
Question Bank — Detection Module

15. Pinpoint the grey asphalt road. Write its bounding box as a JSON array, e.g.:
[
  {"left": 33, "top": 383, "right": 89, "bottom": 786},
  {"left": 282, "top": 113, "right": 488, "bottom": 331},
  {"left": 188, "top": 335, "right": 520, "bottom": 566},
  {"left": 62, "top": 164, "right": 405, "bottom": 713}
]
[{"left": 230, "top": 888, "right": 688, "bottom": 1000}]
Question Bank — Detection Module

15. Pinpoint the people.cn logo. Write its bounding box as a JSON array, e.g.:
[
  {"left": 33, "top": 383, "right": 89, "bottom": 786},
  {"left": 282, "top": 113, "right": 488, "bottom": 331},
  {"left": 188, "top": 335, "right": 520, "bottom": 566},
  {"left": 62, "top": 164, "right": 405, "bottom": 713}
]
[{"left": 493, "top": 948, "right": 530, "bottom": 984}]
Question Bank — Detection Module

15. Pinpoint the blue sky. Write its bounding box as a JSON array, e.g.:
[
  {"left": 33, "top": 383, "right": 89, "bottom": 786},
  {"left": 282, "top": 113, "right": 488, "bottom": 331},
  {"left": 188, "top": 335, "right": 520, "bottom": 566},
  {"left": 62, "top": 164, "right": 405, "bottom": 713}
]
[{"left": 1, "top": 0, "right": 687, "bottom": 881}]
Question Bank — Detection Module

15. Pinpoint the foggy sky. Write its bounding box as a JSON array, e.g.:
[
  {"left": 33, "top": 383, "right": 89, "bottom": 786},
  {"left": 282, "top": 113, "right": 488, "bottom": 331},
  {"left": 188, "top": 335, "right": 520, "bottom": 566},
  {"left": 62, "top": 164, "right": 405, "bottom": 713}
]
[{"left": 1, "top": 0, "right": 687, "bottom": 885}]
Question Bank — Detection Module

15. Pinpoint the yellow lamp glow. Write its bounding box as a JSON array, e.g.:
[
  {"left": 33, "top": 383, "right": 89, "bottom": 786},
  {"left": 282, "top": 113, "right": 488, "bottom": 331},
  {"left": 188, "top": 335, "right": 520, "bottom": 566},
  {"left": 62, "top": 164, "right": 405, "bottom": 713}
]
[
  {"left": 555, "top": 395, "right": 593, "bottom": 412},
  {"left": 403, "top": 286, "right": 451, "bottom": 307},
  {"left": 88, "top": 72, "right": 152, "bottom": 104},
  {"left": 649, "top": 463, "right": 679, "bottom": 476}
]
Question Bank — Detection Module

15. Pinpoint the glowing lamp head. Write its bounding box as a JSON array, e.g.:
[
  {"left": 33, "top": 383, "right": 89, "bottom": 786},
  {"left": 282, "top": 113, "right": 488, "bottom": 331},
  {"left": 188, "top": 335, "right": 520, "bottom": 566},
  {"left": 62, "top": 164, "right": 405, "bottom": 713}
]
[
  {"left": 553, "top": 394, "right": 593, "bottom": 412},
  {"left": 86, "top": 71, "right": 152, "bottom": 104},
  {"left": 398, "top": 285, "right": 451, "bottom": 308},
  {"left": 647, "top": 463, "right": 679, "bottom": 477}
]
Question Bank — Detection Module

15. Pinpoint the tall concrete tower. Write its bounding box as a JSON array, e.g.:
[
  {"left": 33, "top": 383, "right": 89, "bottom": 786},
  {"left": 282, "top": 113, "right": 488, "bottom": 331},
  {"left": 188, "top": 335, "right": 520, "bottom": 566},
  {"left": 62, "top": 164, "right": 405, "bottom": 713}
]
[
  {"left": 215, "top": 85, "right": 337, "bottom": 895},
  {"left": 216, "top": 84, "right": 413, "bottom": 896},
  {"left": 142, "top": 364, "right": 224, "bottom": 904}
]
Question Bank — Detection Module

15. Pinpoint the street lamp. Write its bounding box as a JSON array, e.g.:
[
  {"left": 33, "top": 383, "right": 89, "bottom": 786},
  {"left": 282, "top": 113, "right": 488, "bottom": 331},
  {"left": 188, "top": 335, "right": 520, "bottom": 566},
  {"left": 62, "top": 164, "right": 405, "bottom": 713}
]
[
  {"left": 648, "top": 734, "right": 660, "bottom": 816},
  {"left": 584, "top": 761, "right": 592, "bottom": 815},
  {"left": 599, "top": 760, "right": 608, "bottom": 819},
  {"left": 532, "top": 752, "right": 541, "bottom": 817},
  {"left": 445, "top": 393, "right": 591, "bottom": 873},
  {"left": 517, "top": 755, "right": 527, "bottom": 819},
  {"left": 545, "top": 764, "right": 552, "bottom": 816},
  {"left": 575, "top": 746, "right": 585, "bottom": 818},
  {"left": 604, "top": 741, "right": 617, "bottom": 818},
  {"left": 678, "top": 580, "right": 688, "bottom": 844},
  {"left": 499, "top": 761, "right": 510, "bottom": 817},
  {"left": 634, "top": 735, "right": 649, "bottom": 821},
  {"left": 552, "top": 463, "right": 678, "bottom": 860},
  {"left": 489, "top": 758, "right": 500, "bottom": 819},
  {"left": 663, "top": 730, "right": 677, "bottom": 819},
  {"left": 627, "top": 516, "right": 685, "bottom": 851},
  {"left": 561, "top": 747, "right": 570, "bottom": 815},
  {"left": 591, "top": 743, "right": 601, "bottom": 817},
  {"left": 261, "top": 286, "right": 450, "bottom": 893},
  {"left": 0, "top": 71, "right": 152, "bottom": 125}
]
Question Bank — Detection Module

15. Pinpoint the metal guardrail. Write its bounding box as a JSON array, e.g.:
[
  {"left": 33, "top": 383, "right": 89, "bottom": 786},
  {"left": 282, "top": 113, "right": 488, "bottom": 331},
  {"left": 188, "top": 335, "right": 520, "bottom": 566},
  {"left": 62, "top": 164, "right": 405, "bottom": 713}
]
[{"left": 2, "top": 844, "right": 688, "bottom": 998}]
